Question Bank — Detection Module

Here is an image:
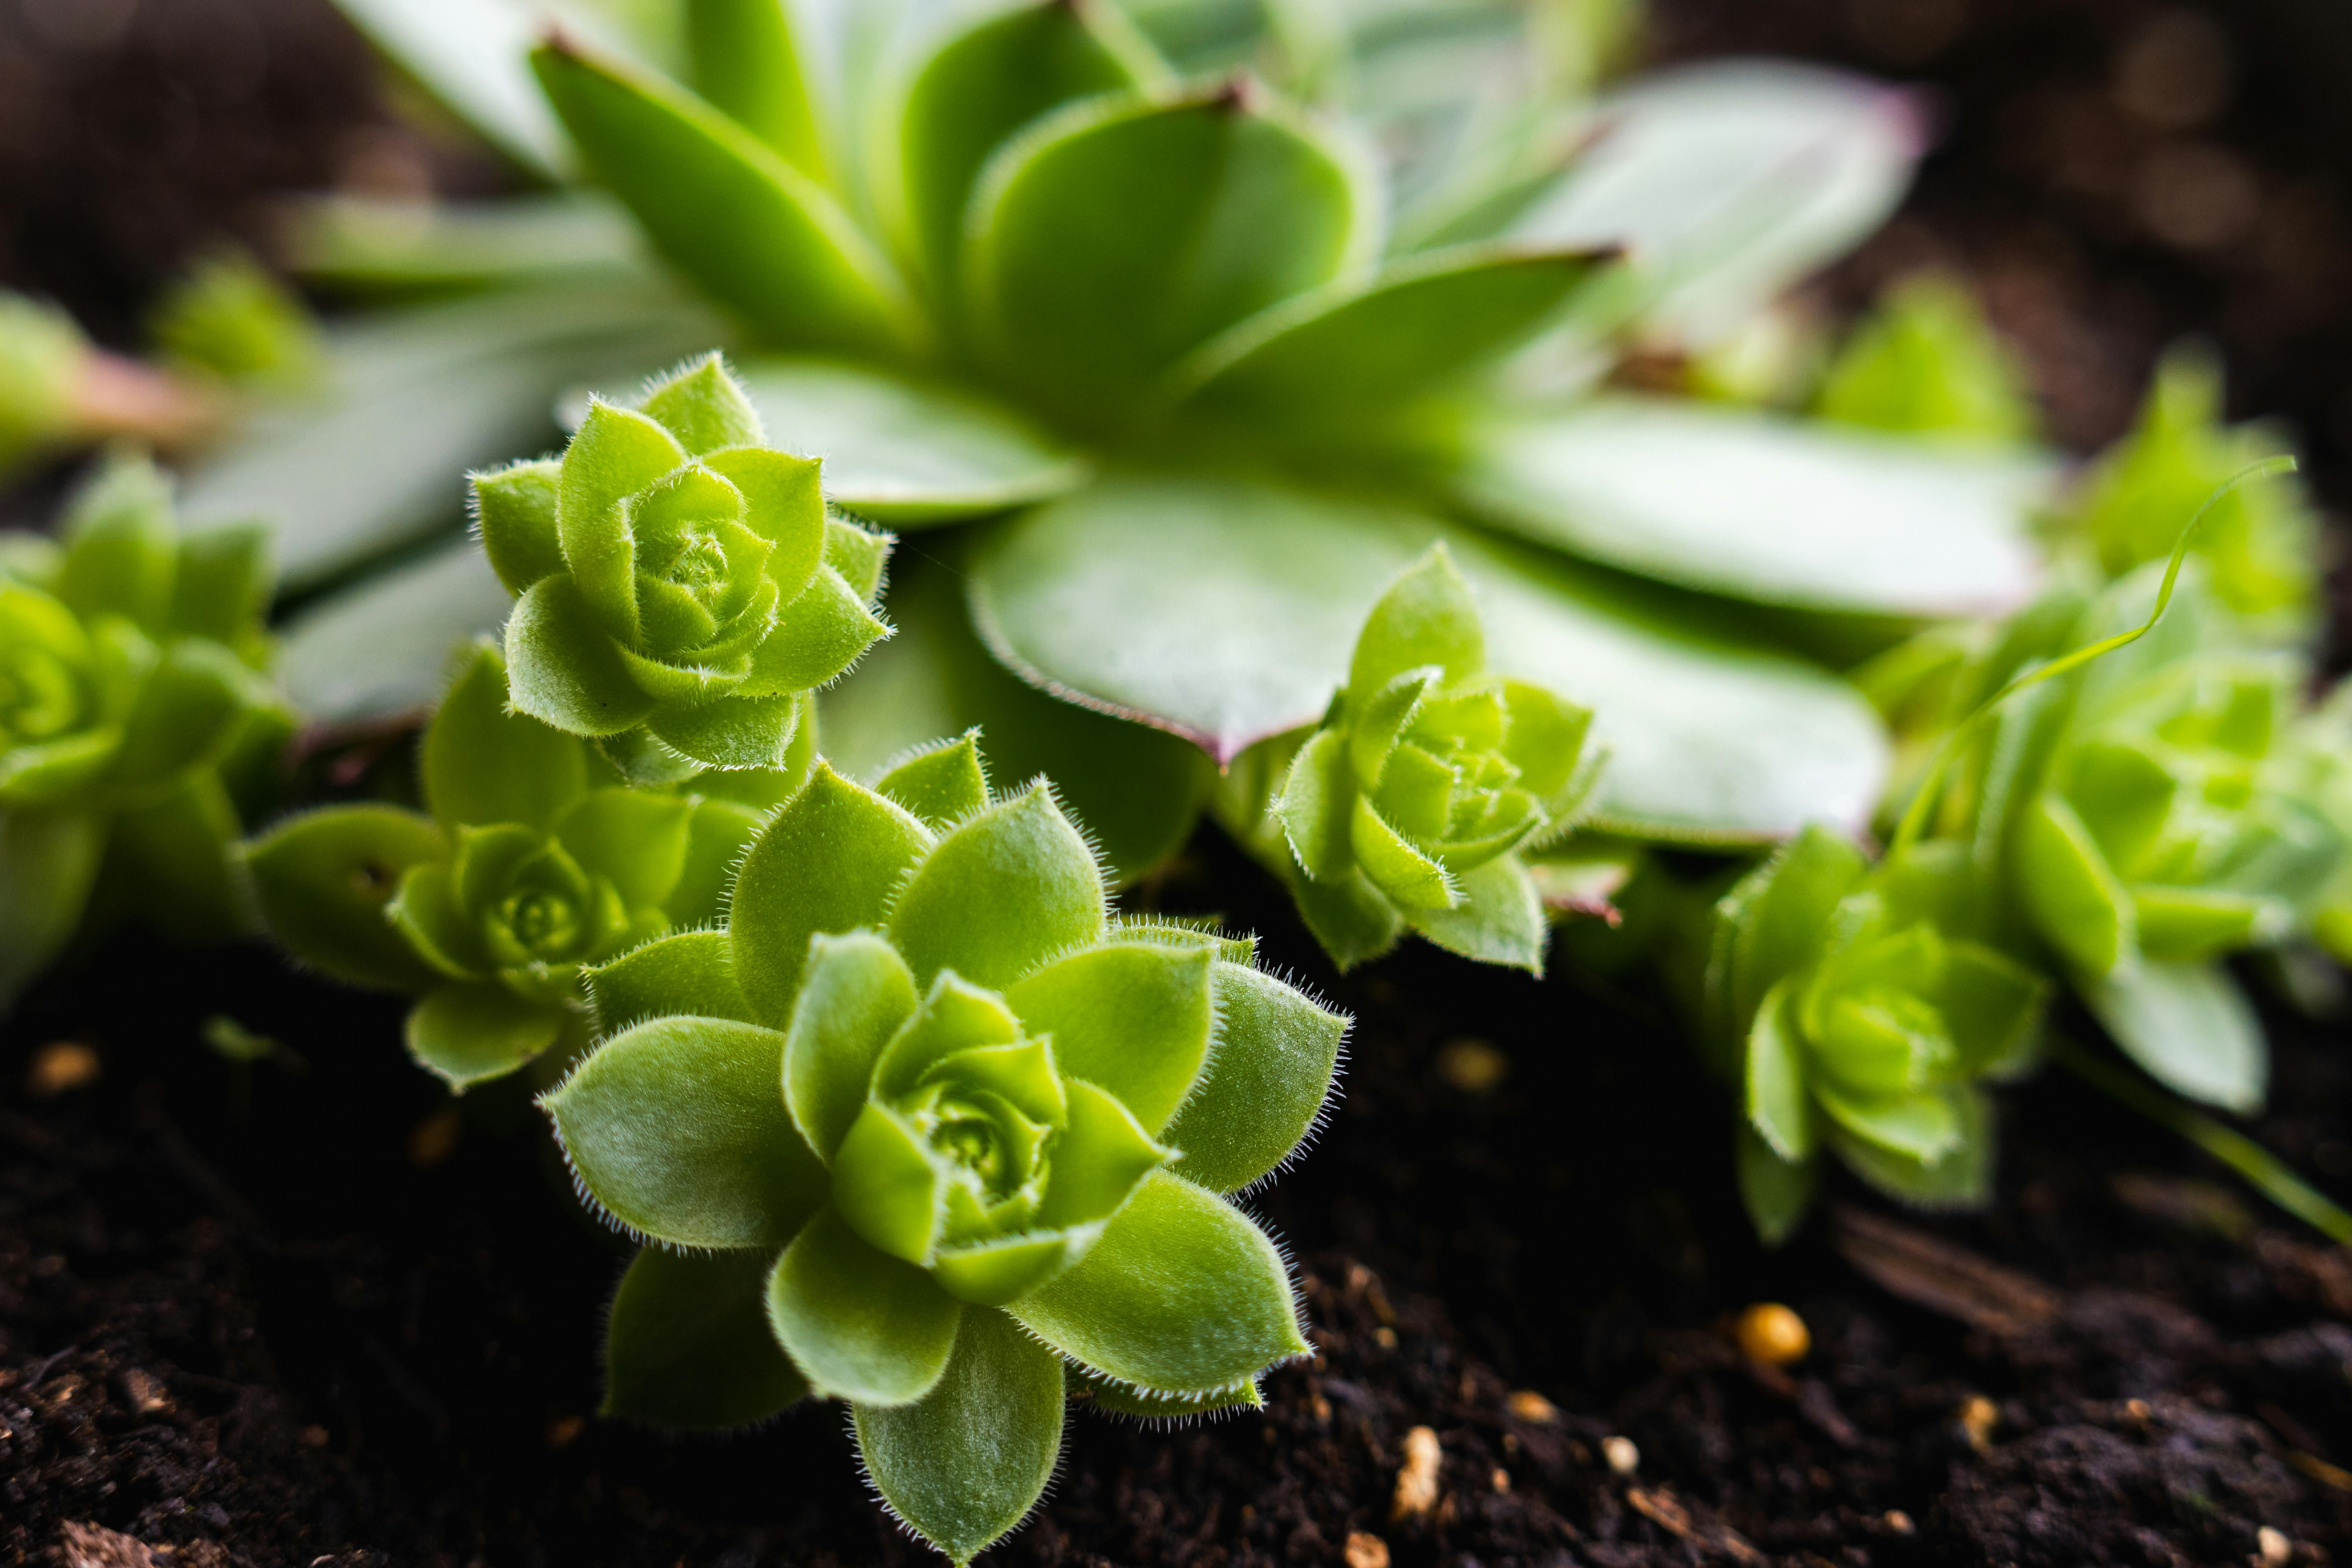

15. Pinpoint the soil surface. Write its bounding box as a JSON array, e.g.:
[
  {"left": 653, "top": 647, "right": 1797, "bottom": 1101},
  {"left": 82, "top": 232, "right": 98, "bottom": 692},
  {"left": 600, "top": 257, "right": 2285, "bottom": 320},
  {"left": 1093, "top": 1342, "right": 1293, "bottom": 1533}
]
[{"left": 12, "top": 1, "right": 2352, "bottom": 1565}]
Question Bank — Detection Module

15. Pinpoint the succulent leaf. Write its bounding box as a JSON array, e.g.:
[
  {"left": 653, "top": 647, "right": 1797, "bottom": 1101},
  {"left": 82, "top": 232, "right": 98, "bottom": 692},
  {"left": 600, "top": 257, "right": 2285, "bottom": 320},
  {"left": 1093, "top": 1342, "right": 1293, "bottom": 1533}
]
[
  {"left": 605, "top": 1244, "right": 813, "bottom": 1429},
  {"left": 768, "top": 1206, "right": 964, "bottom": 1404}
]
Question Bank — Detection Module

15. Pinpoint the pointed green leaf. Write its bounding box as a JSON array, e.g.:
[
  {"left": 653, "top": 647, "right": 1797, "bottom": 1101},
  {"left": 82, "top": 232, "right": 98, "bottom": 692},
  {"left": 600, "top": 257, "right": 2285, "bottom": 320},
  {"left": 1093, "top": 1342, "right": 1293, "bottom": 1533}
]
[
  {"left": 1455, "top": 400, "right": 2048, "bottom": 617},
  {"left": 559, "top": 400, "right": 681, "bottom": 642},
  {"left": 853, "top": 1308, "right": 1065, "bottom": 1568},
  {"left": 1828, "top": 1086, "right": 1994, "bottom": 1210},
  {"left": 732, "top": 764, "right": 933, "bottom": 1022},
  {"left": 0, "top": 808, "right": 105, "bottom": 1012},
  {"left": 889, "top": 784, "right": 1106, "bottom": 989},
  {"left": 605, "top": 1244, "right": 812, "bottom": 1430},
  {"left": 967, "top": 89, "right": 1377, "bottom": 430},
  {"left": 534, "top": 37, "right": 920, "bottom": 358},
  {"left": 424, "top": 641, "right": 587, "bottom": 830},
  {"left": 167, "top": 523, "right": 275, "bottom": 644},
  {"left": 589, "top": 930, "right": 753, "bottom": 1030},
  {"left": 825, "top": 516, "right": 891, "bottom": 602},
  {"left": 752, "top": 564, "right": 890, "bottom": 692},
  {"left": 1350, "top": 796, "right": 1455, "bottom": 910},
  {"left": 1080, "top": 1372, "right": 1262, "bottom": 1421},
  {"left": 737, "top": 358, "right": 1086, "bottom": 525},
  {"left": 544, "top": 1015, "right": 825, "bottom": 1249},
  {"left": 1010, "top": 1170, "right": 1305, "bottom": 1395},
  {"left": 876, "top": 733, "right": 990, "bottom": 830},
  {"left": 2081, "top": 961, "right": 2266, "bottom": 1114},
  {"left": 646, "top": 690, "right": 804, "bottom": 771},
  {"left": 768, "top": 1206, "right": 963, "bottom": 1405},
  {"left": 687, "top": 0, "right": 824, "bottom": 174},
  {"left": 554, "top": 788, "right": 696, "bottom": 909},
  {"left": 666, "top": 796, "right": 764, "bottom": 925},
  {"left": 700, "top": 442, "right": 825, "bottom": 598},
  {"left": 407, "top": 982, "right": 569, "bottom": 1090},
  {"left": 1735, "top": 1123, "right": 1817, "bottom": 1247},
  {"left": 1274, "top": 728, "right": 1354, "bottom": 882},
  {"left": 326, "top": 0, "right": 577, "bottom": 177},
  {"left": 964, "top": 474, "right": 1889, "bottom": 840},
  {"left": 785, "top": 930, "right": 921, "bottom": 1162},
  {"left": 1172, "top": 244, "right": 1608, "bottom": 434},
  {"left": 1159, "top": 962, "right": 1344, "bottom": 1193},
  {"left": 869, "top": 972, "right": 1025, "bottom": 1102},
  {"left": 473, "top": 457, "right": 566, "bottom": 597},
  {"left": 506, "top": 574, "right": 659, "bottom": 737},
  {"left": 1006, "top": 942, "right": 1211, "bottom": 1131},
  {"left": 2014, "top": 794, "right": 2135, "bottom": 977},
  {"left": 1290, "top": 866, "right": 1406, "bottom": 972},
  {"left": 108, "top": 641, "right": 251, "bottom": 789},
  {"left": 1814, "top": 1083, "right": 1962, "bottom": 1163},
  {"left": 639, "top": 352, "right": 766, "bottom": 457},
  {"left": 243, "top": 805, "right": 450, "bottom": 991},
  {"left": 1715, "top": 826, "right": 1866, "bottom": 1037},
  {"left": 1409, "top": 853, "right": 1548, "bottom": 972},
  {"left": 832, "top": 1100, "right": 951, "bottom": 1264},
  {"left": 1352, "top": 545, "right": 1483, "bottom": 700},
  {"left": 1034, "top": 1079, "right": 1169, "bottom": 1233},
  {"left": 100, "top": 774, "right": 254, "bottom": 945},
  {"left": 58, "top": 457, "right": 176, "bottom": 631},
  {"left": 884, "top": 0, "right": 1158, "bottom": 297},
  {"left": 1744, "top": 980, "right": 1812, "bottom": 1163}
]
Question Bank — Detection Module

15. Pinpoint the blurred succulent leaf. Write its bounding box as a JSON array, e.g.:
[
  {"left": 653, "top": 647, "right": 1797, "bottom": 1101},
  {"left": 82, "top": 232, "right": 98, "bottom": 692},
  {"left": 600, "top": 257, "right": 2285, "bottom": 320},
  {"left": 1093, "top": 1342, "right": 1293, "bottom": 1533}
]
[
  {"left": 407, "top": 980, "right": 570, "bottom": 1089},
  {"left": 2080, "top": 961, "right": 2266, "bottom": 1114},
  {"left": 687, "top": 0, "right": 826, "bottom": 175},
  {"left": 590, "top": 928, "right": 754, "bottom": 1030},
  {"left": 0, "top": 809, "right": 106, "bottom": 1012},
  {"left": 1453, "top": 400, "right": 2050, "bottom": 617},
  {"left": 423, "top": 640, "right": 589, "bottom": 830},
  {"left": 277, "top": 540, "right": 516, "bottom": 726},
  {"left": 768, "top": 1206, "right": 963, "bottom": 1404},
  {"left": 242, "top": 805, "right": 452, "bottom": 991},
  {"left": 1815, "top": 273, "right": 2035, "bottom": 445},
  {"left": 284, "top": 193, "right": 650, "bottom": 298}
]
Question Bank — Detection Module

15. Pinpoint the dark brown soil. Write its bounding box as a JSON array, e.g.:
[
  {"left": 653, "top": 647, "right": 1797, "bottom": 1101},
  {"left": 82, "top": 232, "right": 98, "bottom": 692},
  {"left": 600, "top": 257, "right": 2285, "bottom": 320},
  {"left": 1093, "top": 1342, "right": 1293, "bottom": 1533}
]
[{"left": 12, "top": 1, "right": 2352, "bottom": 1566}]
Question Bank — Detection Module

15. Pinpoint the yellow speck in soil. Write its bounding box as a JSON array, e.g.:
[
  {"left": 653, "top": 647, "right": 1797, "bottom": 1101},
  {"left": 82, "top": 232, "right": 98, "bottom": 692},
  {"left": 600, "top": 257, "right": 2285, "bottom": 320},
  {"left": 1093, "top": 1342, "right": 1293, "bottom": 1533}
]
[
  {"left": 1602, "top": 1434, "right": 1640, "bottom": 1475},
  {"left": 1734, "top": 1303, "right": 1810, "bottom": 1366},
  {"left": 1343, "top": 1531, "right": 1390, "bottom": 1568},
  {"left": 1392, "top": 1426, "right": 1441, "bottom": 1519},
  {"left": 26, "top": 1041, "right": 99, "bottom": 1098},
  {"left": 1506, "top": 1389, "right": 1559, "bottom": 1424}
]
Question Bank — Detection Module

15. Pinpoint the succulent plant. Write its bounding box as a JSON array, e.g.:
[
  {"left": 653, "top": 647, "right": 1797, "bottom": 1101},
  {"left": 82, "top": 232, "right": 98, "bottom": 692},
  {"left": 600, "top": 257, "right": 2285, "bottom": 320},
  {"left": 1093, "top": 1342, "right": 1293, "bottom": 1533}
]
[
  {"left": 0, "top": 455, "right": 287, "bottom": 1008},
  {"left": 243, "top": 641, "right": 808, "bottom": 1087},
  {"left": 545, "top": 734, "right": 1345, "bottom": 1563},
  {"left": 1812, "top": 272, "right": 2035, "bottom": 445},
  {"left": 1229, "top": 543, "right": 1596, "bottom": 969},
  {"left": 474, "top": 352, "right": 891, "bottom": 782},
  {"left": 258, "top": 0, "right": 2052, "bottom": 957},
  {"left": 1707, "top": 828, "right": 2046, "bottom": 1241}
]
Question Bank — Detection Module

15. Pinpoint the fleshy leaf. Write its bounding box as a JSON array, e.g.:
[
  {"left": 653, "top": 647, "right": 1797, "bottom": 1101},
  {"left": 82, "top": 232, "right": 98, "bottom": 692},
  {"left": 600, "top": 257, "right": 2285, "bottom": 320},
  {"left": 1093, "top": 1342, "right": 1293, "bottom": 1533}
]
[
  {"left": 1828, "top": 1086, "right": 1994, "bottom": 1210},
  {"left": 588, "top": 930, "right": 754, "bottom": 1030},
  {"left": 604, "top": 1244, "right": 812, "bottom": 1430},
  {"left": 1081, "top": 1373, "right": 1262, "bottom": 1421},
  {"left": 784, "top": 930, "right": 921, "bottom": 1162},
  {"left": 852, "top": 1308, "right": 1066, "bottom": 1568},
  {"left": 424, "top": 641, "right": 587, "bottom": 831},
  {"left": 754, "top": 563, "right": 891, "bottom": 691},
  {"left": 887, "top": 784, "right": 1106, "bottom": 990},
  {"left": 1453, "top": 400, "right": 2047, "bottom": 617},
  {"left": 1160, "top": 962, "right": 1345, "bottom": 1193},
  {"left": 645, "top": 690, "right": 804, "bottom": 771},
  {"left": 0, "top": 809, "right": 106, "bottom": 1012},
  {"left": 1010, "top": 1171, "right": 1305, "bottom": 1395},
  {"left": 1744, "top": 980, "right": 1813, "bottom": 1163},
  {"left": 1274, "top": 728, "right": 1354, "bottom": 883},
  {"left": 543, "top": 1015, "right": 824, "bottom": 1249},
  {"left": 243, "top": 805, "right": 451, "bottom": 991},
  {"left": 107, "top": 641, "right": 252, "bottom": 788},
  {"left": 640, "top": 352, "right": 766, "bottom": 458},
  {"left": 1713, "top": 826, "right": 1865, "bottom": 1039},
  {"left": 2081, "top": 962, "right": 2266, "bottom": 1114},
  {"left": 506, "top": 574, "right": 659, "bottom": 737},
  {"left": 473, "top": 457, "right": 566, "bottom": 596},
  {"left": 57, "top": 457, "right": 177, "bottom": 631},
  {"left": 665, "top": 795, "right": 765, "bottom": 923},
  {"left": 1408, "top": 855, "right": 1548, "bottom": 972},
  {"left": 2013, "top": 794, "right": 2135, "bottom": 977},
  {"left": 1735, "top": 1124, "right": 1817, "bottom": 1247},
  {"left": 768, "top": 1206, "right": 963, "bottom": 1405},
  {"left": 731, "top": 765, "right": 932, "bottom": 1023},
  {"left": 533, "top": 37, "right": 920, "bottom": 358},
  {"left": 1005, "top": 942, "right": 1213, "bottom": 1132},
  {"left": 1349, "top": 544, "right": 1485, "bottom": 706},
  {"left": 407, "top": 982, "right": 568, "bottom": 1091},
  {"left": 966, "top": 89, "right": 1377, "bottom": 432},
  {"left": 875, "top": 732, "right": 990, "bottom": 831},
  {"left": 686, "top": 0, "right": 825, "bottom": 174},
  {"left": 167, "top": 523, "right": 276, "bottom": 645}
]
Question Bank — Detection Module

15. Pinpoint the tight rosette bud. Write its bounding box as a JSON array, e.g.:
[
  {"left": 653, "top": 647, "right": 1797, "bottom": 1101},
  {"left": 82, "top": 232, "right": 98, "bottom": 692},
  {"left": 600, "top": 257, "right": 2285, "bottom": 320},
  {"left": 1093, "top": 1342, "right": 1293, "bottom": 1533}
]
[
  {"left": 541, "top": 736, "right": 1346, "bottom": 1566},
  {"left": 244, "top": 641, "right": 805, "bottom": 1089},
  {"left": 474, "top": 353, "right": 891, "bottom": 781},
  {"left": 1264, "top": 544, "right": 1596, "bottom": 971},
  {"left": 1708, "top": 829, "right": 2046, "bottom": 1243},
  {"left": 1, "top": 455, "right": 283, "bottom": 1009}
]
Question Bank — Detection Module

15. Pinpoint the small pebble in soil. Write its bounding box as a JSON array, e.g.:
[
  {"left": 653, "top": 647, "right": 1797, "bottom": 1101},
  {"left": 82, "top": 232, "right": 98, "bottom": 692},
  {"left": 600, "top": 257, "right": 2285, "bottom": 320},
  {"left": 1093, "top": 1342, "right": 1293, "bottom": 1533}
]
[
  {"left": 24, "top": 1041, "right": 100, "bottom": 1098},
  {"left": 1392, "top": 1426, "right": 1441, "bottom": 1519},
  {"left": 1603, "top": 1434, "right": 1640, "bottom": 1475},
  {"left": 1959, "top": 1394, "right": 1999, "bottom": 1454},
  {"left": 1343, "top": 1530, "right": 1390, "bottom": 1568},
  {"left": 1506, "top": 1389, "right": 1559, "bottom": 1423},
  {"left": 1734, "top": 1301, "right": 1810, "bottom": 1366},
  {"left": 546, "top": 1415, "right": 585, "bottom": 1449},
  {"left": 115, "top": 1368, "right": 169, "bottom": 1415},
  {"left": 1884, "top": 1509, "right": 1916, "bottom": 1535},
  {"left": 1434, "top": 1038, "right": 1509, "bottom": 1094},
  {"left": 2262, "top": 1525, "right": 2294, "bottom": 1567}
]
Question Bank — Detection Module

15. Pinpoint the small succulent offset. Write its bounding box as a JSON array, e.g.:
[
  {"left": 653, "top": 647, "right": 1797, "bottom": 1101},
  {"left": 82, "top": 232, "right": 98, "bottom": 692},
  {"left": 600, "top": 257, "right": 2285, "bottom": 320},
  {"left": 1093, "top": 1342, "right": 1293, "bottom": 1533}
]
[
  {"left": 243, "top": 641, "right": 802, "bottom": 1088},
  {"left": 545, "top": 735, "right": 1345, "bottom": 1564},
  {"left": 0, "top": 455, "right": 286, "bottom": 1009},
  {"left": 1233, "top": 545, "right": 1596, "bottom": 971},
  {"left": 475, "top": 353, "right": 890, "bottom": 782},
  {"left": 1978, "top": 567, "right": 2341, "bottom": 1112},
  {"left": 1707, "top": 829, "right": 2047, "bottom": 1243}
]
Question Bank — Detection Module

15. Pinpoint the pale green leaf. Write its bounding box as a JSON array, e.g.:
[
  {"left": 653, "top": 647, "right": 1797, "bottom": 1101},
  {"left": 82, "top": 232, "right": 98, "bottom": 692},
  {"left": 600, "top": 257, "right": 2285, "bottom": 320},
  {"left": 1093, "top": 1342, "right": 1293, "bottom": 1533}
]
[
  {"left": 588, "top": 929, "right": 754, "bottom": 1030},
  {"left": 852, "top": 1308, "right": 1065, "bottom": 1568},
  {"left": 543, "top": 1015, "right": 825, "bottom": 1248},
  {"left": 407, "top": 982, "right": 569, "bottom": 1090},
  {"left": 887, "top": 784, "right": 1106, "bottom": 990},
  {"left": 769, "top": 1206, "right": 962, "bottom": 1405},
  {"left": 2081, "top": 961, "right": 2267, "bottom": 1114},
  {"left": 1453, "top": 400, "right": 2048, "bottom": 617},
  {"left": 1734, "top": 1123, "right": 1816, "bottom": 1247},
  {"left": 1010, "top": 1170, "right": 1305, "bottom": 1395},
  {"left": 0, "top": 809, "right": 105, "bottom": 1012},
  {"left": 1159, "top": 961, "right": 1346, "bottom": 1193},
  {"left": 424, "top": 641, "right": 587, "bottom": 831},
  {"left": 874, "top": 732, "right": 989, "bottom": 831},
  {"left": 1743, "top": 980, "right": 1812, "bottom": 1163},
  {"left": 687, "top": 0, "right": 824, "bottom": 174},
  {"left": 784, "top": 930, "right": 920, "bottom": 1162},
  {"left": 1408, "top": 853, "right": 1547, "bottom": 972},
  {"left": 243, "top": 805, "right": 450, "bottom": 991},
  {"left": 506, "top": 573, "right": 660, "bottom": 737},
  {"left": 1006, "top": 942, "right": 1214, "bottom": 1132}
]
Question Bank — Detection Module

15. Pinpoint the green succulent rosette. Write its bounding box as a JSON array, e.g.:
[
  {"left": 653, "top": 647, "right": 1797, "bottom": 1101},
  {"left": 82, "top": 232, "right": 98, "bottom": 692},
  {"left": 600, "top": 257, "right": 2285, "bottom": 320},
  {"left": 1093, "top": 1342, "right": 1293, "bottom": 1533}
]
[
  {"left": 1240, "top": 544, "right": 1596, "bottom": 970},
  {"left": 2062, "top": 346, "right": 2317, "bottom": 634},
  {"left": 1, "top": 454, "right": 285, "bottom": 1009},
  {"left": 476, "top": 353, "right": 891, "bottom": 782},
  {"left": 543, "top": 736, "right": 1346, "bottom": 1566},
  {"left": 244, "top": 641, "right": 807, "bottom": 1088},
  {"left": 1812, "top": 272, "right": 2035, "bottom": 445},
  {"left": 1707, "top": 827, "right": 2047, "bottom": 1243}
]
